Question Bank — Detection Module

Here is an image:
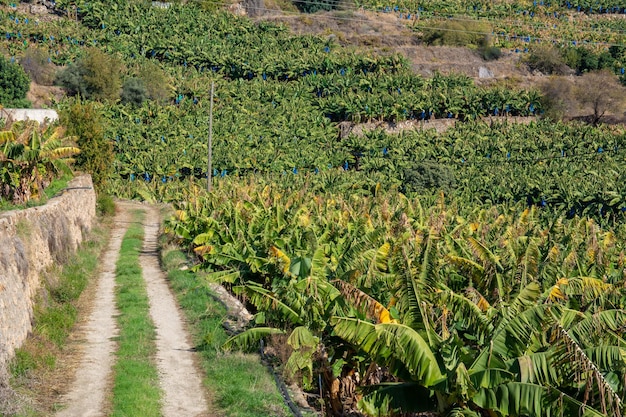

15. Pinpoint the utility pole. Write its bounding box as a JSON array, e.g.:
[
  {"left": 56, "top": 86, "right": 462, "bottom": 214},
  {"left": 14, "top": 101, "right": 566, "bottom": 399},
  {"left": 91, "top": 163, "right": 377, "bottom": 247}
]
[{"left": 207, "top": 81, "right": 214, "bottom": 192}]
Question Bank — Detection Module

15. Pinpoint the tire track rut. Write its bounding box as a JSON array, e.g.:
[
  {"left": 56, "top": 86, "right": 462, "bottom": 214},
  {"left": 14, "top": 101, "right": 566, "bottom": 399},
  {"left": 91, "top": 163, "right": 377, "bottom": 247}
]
[
  {"left": 138, "top": 204, "right": 210, "bottom": 417},
  {"left": 55, "top": 206, "right": 129, "bottom": 417}
]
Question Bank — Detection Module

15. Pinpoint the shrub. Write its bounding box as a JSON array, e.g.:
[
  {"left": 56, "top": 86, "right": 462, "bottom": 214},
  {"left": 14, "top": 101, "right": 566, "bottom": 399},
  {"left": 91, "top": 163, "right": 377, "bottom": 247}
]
[
  {"left": 96, "top": 193, "right": 115, "bottom": 216},
  {"left": 525, "top": 45, "right": 571, "bottom": 75},
  {"left": 121, "top": 78, "right": 147, "bottom": 106},
  {"left": 82, "top": 48, "right": 122, "bottom": 100},
  {"left": 422, "top": 20, "right": 491, "bottom": 48},
  {"left": 561, "top": 47, "right": 617, "bottom": 75},
  {"left": 402, "top": 162, "right": 456, "bottom": 195},
  {"left": 480, "top": 45, "right": 502, "bottom": 61},
  {"left": 539, "top": 76, "right": 575, "bottom": 121},
  {"left": 608, "top": 45, "right": 625, "bottom": 61},
  {"left": 19, "top": 47, "right": 56, "bottom": 86},
  {"left": 136, "top": 61, "right": 171, "bottom": 103},
  {"left": 540, "top": 71, "right": 626, "bottom": 125},
  {"left": 562, "top": 47, "right": 600, "bottom": 73},
  {"left": 0, "top": 55, "right": 31, "bottom": 107},
  {"left": 56, "top": 48, "right": 122, "bottom": 101},
  {"left": 59, "top": 100, "right": 113, "bottom": 191},
  {"left": 293, "top": 0, "right": 340, "bottom": 13},
  {"left": 575, "top": 70, "right": 626, "bottom": 125},
  {"left": 55, "top": 62, "right": 89, "bottom": 97}
]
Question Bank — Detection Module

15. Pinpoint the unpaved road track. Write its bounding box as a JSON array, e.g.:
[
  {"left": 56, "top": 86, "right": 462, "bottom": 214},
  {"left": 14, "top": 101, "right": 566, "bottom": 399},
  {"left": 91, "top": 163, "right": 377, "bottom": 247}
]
[
  {"left": 138, "top": 203, "right": 210, "bottom": 417},
  {"left": 56, "top": 202, "right": 210, "bottom": 417},
  {"left": 55, "top": 206, "right": 128, "bottom": 417}
]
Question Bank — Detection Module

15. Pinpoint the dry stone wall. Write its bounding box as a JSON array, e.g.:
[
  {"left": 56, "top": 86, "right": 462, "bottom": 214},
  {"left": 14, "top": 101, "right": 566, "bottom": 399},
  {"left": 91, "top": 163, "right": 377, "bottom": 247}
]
[{"left": 0, "top": 175, "right": 96, "bottom": 364}]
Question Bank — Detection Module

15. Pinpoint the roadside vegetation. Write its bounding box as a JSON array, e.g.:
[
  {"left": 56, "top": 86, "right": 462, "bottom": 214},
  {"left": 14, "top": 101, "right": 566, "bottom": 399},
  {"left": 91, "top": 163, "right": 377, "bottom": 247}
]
[
  {"left": 0, "top": 172, "right": 71, "bottom": 212},
  {"left": 4, "top": 218, "right": 110, "bottom": 417},
  {"left": 160, "top": 242, "right": 293, "bottom": 417}
]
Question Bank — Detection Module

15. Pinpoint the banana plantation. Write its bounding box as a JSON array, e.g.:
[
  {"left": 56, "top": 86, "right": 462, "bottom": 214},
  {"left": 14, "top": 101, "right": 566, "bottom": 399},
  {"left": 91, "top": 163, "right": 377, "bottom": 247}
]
[
  {"left": 2, "top": 0, "right": 626, "bottom": 414},
  {"left": 167, "top": 180, "right": 626, "bottom": 416}
]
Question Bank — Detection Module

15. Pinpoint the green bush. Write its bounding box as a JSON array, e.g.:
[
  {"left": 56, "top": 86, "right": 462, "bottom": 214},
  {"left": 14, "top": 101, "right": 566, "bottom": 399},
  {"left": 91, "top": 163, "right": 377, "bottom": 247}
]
[
  {"left": 422, "top": 20, "right": 491, "bottom": 48},
  {"left": 121, "top": 78, "right": 148, "bottom": 106},
  {"left": 19, "top": 47, "right": 56, "bottom": 86},
  {"left": 562, "top": 47, "right": 616, "bottom": 74},
  {"left": 0, "top": 55, "right": 31, "bottom": 107},
  {"left": 55, "top": 63, "right": 89, "bottom": 97},
  {"left": 60, "top": 100, "right": 113, "bottom": 191},
  {"left": 525, "top": 45, "right": 571, "bottom": 75},
  {"left": 56, "top": 48, "right": 122, "bottom": 101}
]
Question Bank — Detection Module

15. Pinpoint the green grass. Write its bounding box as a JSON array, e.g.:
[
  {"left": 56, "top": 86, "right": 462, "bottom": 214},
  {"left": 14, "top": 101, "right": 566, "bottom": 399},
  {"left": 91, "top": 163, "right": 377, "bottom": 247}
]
[
  {"left": 7, "top": 217, "right": 110, "bottom": 417},
  {"left": 161, "top": 247, "right": 291, "bottom": 417},
  {"left": 111, "top": 210, "right": 162, "bottom": 417},
  {"left": 44, "top": 175, "right": 73, "bottom": 199}
]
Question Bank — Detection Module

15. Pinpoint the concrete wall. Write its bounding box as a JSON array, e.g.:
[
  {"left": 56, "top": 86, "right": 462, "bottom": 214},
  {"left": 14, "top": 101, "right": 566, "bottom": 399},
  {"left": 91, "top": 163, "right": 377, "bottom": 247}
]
[
  {"left": 2, "top": 109, "right": 59, "bottom": 124},
  {"left": 0, "top": 175, "right": 96, "bottom": 364}
]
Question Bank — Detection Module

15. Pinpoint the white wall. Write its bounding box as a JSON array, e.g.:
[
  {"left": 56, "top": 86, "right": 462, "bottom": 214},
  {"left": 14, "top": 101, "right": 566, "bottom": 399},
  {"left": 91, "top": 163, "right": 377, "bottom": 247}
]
[{"left": 2, "top": 108, "right": 59, "bottom": 124}]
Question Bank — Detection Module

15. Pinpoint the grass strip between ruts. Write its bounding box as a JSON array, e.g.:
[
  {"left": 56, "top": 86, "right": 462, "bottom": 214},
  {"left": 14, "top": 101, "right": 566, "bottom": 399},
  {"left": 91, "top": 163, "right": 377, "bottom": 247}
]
[
  {"left": 160, "top": 245, "right": 292, "bottom": 417},
  {"left": 111, "top": 209, "right": 162, "bottom": 417}
]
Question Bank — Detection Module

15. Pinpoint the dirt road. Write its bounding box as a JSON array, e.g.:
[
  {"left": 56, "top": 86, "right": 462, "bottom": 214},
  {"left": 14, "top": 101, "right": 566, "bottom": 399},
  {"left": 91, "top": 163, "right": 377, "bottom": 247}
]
[{"left": 55, "top": 202, "right": 210, "bottom": 417}]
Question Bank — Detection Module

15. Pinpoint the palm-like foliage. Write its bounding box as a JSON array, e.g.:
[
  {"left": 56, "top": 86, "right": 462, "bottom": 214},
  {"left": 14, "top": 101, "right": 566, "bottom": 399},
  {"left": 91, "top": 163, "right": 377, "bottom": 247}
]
[
  {"left": 332, "top": 210, "right": 626, "bottom": 416},
  {"left": 0, "top": 121, "right": 79, "bottom": 204},
  {"left": 167, "top": 181, "right": 626, "bottom": 416}
]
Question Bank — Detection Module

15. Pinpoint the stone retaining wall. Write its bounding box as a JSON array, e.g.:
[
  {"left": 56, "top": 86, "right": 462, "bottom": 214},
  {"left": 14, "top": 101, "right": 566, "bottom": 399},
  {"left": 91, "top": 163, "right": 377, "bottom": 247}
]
[{"left": 0, "top": 175, "right": 96, "bottom": 364}]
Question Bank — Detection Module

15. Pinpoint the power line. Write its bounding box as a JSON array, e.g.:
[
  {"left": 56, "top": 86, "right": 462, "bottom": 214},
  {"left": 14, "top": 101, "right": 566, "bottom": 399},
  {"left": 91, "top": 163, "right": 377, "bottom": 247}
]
[
  {"left": 449, "top": 145, "right": 626, "bottom": 166},
  {"left": 6, "top": 1, "right": 624, "bottom": 50},
  {"left": 118, "top": 142, "right": 626, "bottom": 178},
  {"left": 239, "top": 3, "right": 626, "bottom": 47}
]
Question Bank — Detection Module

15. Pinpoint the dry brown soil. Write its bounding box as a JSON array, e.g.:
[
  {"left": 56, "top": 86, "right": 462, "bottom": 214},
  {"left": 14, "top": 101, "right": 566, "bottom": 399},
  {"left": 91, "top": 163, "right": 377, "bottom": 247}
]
[{"left": 259, "top": 9, "right": 533, "bottom": 83}]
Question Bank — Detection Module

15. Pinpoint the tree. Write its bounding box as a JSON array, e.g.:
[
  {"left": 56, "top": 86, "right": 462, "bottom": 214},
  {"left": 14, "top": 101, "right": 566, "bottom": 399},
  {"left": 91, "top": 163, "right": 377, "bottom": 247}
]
[
  {"left": 539, "top": 76, "right": 575, "bottom": 121},
  {"left": 136, "top": 60, "right": 172, "bottom": 103},
  {"left": 525, "top": 45, "right": 572, "bottom": 75},
  {"left": 59, "top": 100, "right": 113, "bottom": 191},
  {"left": 56, "top": 48, "right": 122, "bottom": 101},
  {"left": 120, "top": 78, "right": 148, "bottom": 106},
  {"left": 0, "top": 55, "right": 31, "bottom": 108},
  {"left": 575, "top": 70, "right": 626, "bottom": 125},
  {"left": 19, "top": 47, "right": 56, "bottom": 86}
]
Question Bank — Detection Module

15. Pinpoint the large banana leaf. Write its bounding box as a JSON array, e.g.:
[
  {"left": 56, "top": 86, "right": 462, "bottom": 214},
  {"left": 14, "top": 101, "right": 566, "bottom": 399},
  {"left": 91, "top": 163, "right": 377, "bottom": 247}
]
[
  {"left": 472, "top": 382, "right": 607, "bottom": 417},
  {"left": 223, "top": 327, "right": 285, "bottom": 350},
  {"left": 331, "top": 317, "right": 444, "bottom": 386},
  {"left": 234, "top": 283, "right": 303, "bottom": 325}
]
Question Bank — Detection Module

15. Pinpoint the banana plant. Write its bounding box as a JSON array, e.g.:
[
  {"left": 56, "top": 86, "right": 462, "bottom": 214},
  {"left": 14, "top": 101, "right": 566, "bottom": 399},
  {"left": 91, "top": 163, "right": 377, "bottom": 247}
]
[{"left": 0, "top": 122, "right": 79, "bottom": 204}]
